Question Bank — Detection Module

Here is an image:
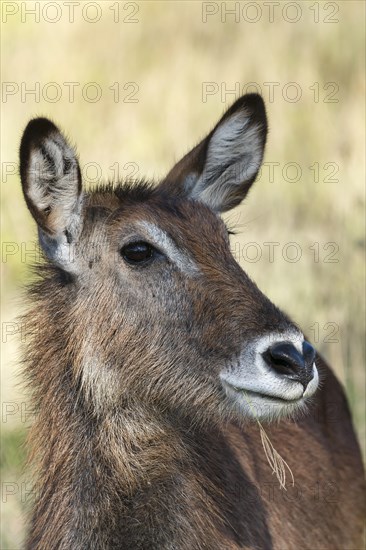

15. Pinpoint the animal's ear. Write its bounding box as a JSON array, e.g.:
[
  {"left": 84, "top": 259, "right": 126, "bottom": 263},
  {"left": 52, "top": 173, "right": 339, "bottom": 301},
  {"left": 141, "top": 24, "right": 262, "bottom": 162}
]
[
  {"left": 19, "top": 118, "right": 83, "bottom": 269},
  {"left": 161, "top": 94, "right": 267, "bottom": 212}
]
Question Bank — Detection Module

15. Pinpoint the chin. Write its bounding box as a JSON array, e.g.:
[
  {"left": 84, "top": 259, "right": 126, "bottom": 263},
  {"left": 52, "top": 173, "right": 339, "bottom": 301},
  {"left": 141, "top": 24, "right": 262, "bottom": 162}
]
[
  {"left": 221, "top": 370, "right": 319, "bottom": 423},
  {"left": 225, "top": 385, "right": 310, "bottom": 422}
]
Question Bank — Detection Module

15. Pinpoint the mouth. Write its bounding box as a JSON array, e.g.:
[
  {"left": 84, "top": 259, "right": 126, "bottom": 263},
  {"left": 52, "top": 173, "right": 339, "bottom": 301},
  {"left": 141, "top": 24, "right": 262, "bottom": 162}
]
[
  {"left": 226, "top": 384, "right": 303, "bottom": 403},
  {"left": 220, "top": 377, "right": 315, "bottom": 420},
  {"left": 220, "top": 333, "right": 319, "bottom": 420}
]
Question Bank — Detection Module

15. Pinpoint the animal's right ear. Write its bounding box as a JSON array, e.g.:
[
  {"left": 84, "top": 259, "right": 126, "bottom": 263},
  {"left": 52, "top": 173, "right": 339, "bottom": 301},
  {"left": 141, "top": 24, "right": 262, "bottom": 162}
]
[
  {"left": 20, "top": 118, "right": 83, "bottom": 270},
  {"left": 160, "top": 94, "right": 267, "bottom": 213}
]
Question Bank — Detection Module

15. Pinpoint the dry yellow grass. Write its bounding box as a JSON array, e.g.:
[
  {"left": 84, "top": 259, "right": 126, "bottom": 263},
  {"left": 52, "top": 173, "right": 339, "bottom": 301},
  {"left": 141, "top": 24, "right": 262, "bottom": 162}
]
[{"left": 1, "top": 2, "right": 365, "bottom": 547}]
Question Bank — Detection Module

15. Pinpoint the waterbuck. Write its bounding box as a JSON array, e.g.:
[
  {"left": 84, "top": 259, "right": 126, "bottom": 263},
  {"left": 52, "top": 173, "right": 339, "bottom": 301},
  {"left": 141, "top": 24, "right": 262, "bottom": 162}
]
[{"left": 19, "top": 94, "right": 365, "bottom": 549}]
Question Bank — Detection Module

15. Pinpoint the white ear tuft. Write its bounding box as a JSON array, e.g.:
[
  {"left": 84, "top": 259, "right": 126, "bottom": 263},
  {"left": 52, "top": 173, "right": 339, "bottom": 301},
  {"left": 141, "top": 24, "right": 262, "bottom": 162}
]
[
  {"left": 161, "top": 94, "right": 267, "bottom": 213},
  {"left": 20, "top": 118, "right": 83, "bottom": 270},
  {"left": 192, "top": 111, "right": 265, "bottom": 211}
]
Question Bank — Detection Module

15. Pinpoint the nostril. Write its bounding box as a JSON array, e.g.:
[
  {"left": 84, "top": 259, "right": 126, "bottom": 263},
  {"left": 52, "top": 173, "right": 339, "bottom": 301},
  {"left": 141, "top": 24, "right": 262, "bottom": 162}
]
[
  {"left": 303, "top": 341, "right": 316, "bottom": 366},
  {"left": 263, "top": 341, "right": 314, "bottom": 389},
  {"left": 264, "top": 342, "right": 305, "bottom": 377}
]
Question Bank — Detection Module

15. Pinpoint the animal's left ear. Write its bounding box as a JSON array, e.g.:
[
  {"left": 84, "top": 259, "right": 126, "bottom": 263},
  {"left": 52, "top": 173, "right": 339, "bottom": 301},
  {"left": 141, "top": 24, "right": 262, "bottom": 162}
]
[
  {"left": 161, "top": 94, "right": 267, "bottom": 212},
  {"left": 19, "top": 118, "right": 83, "bottom": 270}
]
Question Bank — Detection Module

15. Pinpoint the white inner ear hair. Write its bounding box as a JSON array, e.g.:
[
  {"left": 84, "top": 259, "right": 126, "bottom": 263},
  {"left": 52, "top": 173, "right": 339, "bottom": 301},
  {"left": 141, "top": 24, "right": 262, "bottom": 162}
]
[
  {"left": 191, "top": 112, "right": 264, "bottom": 199},
  {"left": 27, "top": 134, "right": 80, "bottom": 219}
]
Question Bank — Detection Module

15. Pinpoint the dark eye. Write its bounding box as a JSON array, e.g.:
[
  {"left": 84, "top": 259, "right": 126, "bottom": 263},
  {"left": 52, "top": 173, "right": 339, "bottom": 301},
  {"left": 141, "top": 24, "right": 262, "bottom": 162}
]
[{"left": 121, "top": 241, "right": 155, "bottom": 265}]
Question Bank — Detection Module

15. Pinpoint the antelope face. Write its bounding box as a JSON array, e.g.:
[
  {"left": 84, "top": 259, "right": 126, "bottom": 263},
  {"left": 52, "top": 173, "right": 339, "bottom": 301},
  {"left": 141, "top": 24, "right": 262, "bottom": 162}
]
[
  {"left": 104, "top": 194, "right": 318, "bottom": 422},
  {"left": 19, "top": 94, "right": 319, "bottom": 422}
]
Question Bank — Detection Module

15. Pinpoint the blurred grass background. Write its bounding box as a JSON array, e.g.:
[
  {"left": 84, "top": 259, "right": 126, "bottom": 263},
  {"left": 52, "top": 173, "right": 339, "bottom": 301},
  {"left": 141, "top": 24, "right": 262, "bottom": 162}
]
[{"left": 1, "top": 1, "right": 365, "bottom": 547}]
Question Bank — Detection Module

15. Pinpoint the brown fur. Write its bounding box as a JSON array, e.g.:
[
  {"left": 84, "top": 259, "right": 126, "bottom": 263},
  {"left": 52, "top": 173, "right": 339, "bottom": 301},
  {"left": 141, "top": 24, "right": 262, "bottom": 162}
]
[{"left": 20, "top": 96, "right": 365, "bottom": 549}]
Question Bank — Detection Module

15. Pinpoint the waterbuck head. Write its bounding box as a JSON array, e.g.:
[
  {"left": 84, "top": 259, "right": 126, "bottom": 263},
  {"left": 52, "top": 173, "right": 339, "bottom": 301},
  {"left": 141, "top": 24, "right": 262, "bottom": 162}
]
[{"left": 20, "top": 94, "right": 318, "bottom": 425}]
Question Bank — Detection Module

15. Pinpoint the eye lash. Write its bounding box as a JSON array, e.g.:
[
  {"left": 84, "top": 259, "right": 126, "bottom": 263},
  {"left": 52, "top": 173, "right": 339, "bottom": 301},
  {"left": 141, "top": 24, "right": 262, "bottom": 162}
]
[{"left": 224, "top": 224, "right": 237, "bottom": 236}]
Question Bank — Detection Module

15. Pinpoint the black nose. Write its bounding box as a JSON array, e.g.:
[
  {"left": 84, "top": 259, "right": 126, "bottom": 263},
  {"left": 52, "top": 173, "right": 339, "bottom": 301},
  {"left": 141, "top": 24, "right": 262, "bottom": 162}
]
[{"left": 263, "top": 341, "right": 316, "bottom": 389}]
